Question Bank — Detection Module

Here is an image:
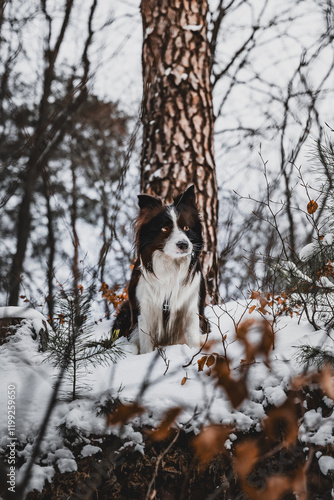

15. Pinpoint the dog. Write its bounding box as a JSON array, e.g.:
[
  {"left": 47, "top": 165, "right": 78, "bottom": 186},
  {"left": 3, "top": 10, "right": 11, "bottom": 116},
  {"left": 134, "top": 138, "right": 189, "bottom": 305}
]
[{"left": 112, "top": 185, "right": 208, "bottom": 354}]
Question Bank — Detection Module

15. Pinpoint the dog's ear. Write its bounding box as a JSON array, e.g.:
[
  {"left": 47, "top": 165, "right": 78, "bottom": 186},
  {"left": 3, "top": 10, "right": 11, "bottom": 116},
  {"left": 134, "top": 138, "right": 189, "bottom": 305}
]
[
  {"left": 138, "top": 194, "right": 163, "bottom": 210},
  {"left": 173, "top": 185, "right": 196, "bottom": 208}
]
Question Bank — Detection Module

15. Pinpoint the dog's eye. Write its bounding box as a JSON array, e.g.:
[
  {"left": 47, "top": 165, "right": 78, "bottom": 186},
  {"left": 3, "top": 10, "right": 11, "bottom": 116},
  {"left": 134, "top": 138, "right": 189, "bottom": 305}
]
[
  {"left": 183, "top": 225, "right": 190, "bottom": 231},
  {"left": 161, "top": 226, "right": 170, "bottom": 233}
]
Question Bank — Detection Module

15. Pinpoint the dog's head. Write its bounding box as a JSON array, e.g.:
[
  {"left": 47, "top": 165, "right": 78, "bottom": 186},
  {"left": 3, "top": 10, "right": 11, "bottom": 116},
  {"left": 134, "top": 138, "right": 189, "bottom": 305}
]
[{"left": 136, "top": 185, "right": 203, "bottom": 270}]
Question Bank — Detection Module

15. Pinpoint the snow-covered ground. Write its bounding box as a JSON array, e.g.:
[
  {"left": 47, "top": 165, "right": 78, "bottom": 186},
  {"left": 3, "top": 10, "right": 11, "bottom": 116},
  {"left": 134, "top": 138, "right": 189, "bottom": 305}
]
[{"left": 0, "top": 302, "right": 333, "bottom": 495}]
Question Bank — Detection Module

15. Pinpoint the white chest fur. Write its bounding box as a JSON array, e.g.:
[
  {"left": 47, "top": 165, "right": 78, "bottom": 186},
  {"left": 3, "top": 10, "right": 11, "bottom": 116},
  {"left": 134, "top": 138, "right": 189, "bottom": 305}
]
[{"left": 136, "top": 250, "right": 201, "bottom": 353}]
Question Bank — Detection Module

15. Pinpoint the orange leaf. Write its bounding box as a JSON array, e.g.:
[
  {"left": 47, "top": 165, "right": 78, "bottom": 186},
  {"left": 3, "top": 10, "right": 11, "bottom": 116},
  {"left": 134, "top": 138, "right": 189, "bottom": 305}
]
[
  {"left": 181, "top": 377, "right": 187, "bottom": 386},
  {"left": 107, "top": 402, "right": 145, "bottom": 426},
  {"left": 148, "top": 407, "right": 182, "bottom": 441},
  {"left": 307, "top": 200, "right": 318, "bottom": 214},
  {"left": 249, "top": 305, "right": 256, "bottom": 314},
  {"left": 320, "top": 367, "right": 334, "bottom": 399},
  {"left": 264, "top": 397, "right": 298, "bottom": 446},
  {"left": 197, "top": 356, "right": 207, "bottom": 372},
  {"left": 214, "top": 357, "right": 248, "bottom": 408},
  {"left": 192, "top": 425, "right": 232, "bottom": 464},
  {"left": 235, "top": 440, "right": 259, "bottom": 479},
  {"left": 236, "top": 319, "right": 255, "bottom": 341}
]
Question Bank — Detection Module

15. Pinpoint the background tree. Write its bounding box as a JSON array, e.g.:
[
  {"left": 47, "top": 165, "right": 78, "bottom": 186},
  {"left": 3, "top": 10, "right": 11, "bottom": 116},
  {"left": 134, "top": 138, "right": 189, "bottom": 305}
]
[
  {"left": 0, "top": 1, "right": 129, "bottom": 314},
  {"left": 207, "top": 0, "right": 334, "bottom": 298},
  {"left": 140, "top": 0, "right": 219, "bottom": 302}
]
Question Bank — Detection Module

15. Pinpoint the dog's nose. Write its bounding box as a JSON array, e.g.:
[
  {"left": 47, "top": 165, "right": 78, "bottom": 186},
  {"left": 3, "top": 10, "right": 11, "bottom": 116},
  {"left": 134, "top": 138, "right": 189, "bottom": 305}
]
[{"left": 176, "top": 240, "right": 189, "bottom": 251}]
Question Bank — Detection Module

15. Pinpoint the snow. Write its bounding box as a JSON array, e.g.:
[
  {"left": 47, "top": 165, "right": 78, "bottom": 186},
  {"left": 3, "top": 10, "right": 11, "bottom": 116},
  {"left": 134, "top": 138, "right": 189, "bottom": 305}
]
[
  {"left": 184, "top": 24, "right": 203, "bottom": 31},
  {"left": 57, "top": 458, "right": 78, "bottom": 474},
  {"left": 81, "top": 444, "right": 102, "bottom": 457},
  {"left": 299, "top": 242, "right": 317, "bottom": 261},
  {"left": 318, "top": 456, "right": 334, "bottom": 476},
  {"left": 323, "top": 234, "right": 334, "bottom": 246},
  {"left": 303, "top": 410, "right": 322, "bottom": 429},
  {"left": 263, "top": 385, "right": 287, "bottom": 406},
  {"left": 145, "top": 26, "right": 154, "bottom": 37},
  {"left": 18, "top": 464, "right": 54, "bottom": 493},
  {"left": 0, "top": 302, "right": 333, "bottom": 494},
  {"left": 0, "top": 307, "right": 52, "bottom": 339}
]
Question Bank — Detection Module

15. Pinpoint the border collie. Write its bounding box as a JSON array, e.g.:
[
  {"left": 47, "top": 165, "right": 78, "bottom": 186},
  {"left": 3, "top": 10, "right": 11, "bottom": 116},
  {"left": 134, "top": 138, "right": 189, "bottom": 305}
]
[{"left": 112, "top": 185, "right": 208, "bottom": 354}]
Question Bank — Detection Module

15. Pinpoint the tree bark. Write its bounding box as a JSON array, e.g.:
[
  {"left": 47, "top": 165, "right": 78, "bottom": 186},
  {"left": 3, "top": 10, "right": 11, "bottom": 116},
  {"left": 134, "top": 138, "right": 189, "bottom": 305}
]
[{"left": 140, "top": 0, "right": 219, "bottom": 302}]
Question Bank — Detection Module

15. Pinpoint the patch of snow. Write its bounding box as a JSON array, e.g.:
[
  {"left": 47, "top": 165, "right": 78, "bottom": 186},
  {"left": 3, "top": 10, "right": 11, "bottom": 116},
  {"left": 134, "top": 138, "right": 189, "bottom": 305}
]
[
  {"left": 18, "top": 463, "right": 54, "bottom": 493},
  {"left": 323, "top": 396, "right": 334, "bottom": 408},
  {"left": 81, "top": 444, "right": 102, "bottom": 457},
  {"left": 299, "top": 242, "right": 317, "bottom": 261},
  {"left": 145, "top": 26, "right": 154, "bottom": 37},
  {"left": 57, "top": 458, "right": 78, "bottom": 473},
  {"left": 317, "top": 276, "right": 334, "bottom": 288},
  {"left": 149, "top": 168, "right": 162, "bottom": 181},
  {"left": 0, "top": 307, "right": 52, "bottom": 337},
  {"left": 55, "top": 448, "right": 74, "bottom": 460},
  {"left": 184, "top": 24, "right": 203, "bottom": 31},
  {"left": 303, "top": 409, "right": 322, "bottom": 429},
  {"left": 318, "top": 456, "right": 334, "bottom": 476},
  {"left": 264, "top": 385, "right": 287, "bottom": 406},
  {"left": 309, "top": 420, "right": 334, "bottom": 446},
  {"left": 323, "top": 233, "right": 334, "bottom": 246},
  {"left": 224, "top": 439, "right": 233, "bottom": 449}
]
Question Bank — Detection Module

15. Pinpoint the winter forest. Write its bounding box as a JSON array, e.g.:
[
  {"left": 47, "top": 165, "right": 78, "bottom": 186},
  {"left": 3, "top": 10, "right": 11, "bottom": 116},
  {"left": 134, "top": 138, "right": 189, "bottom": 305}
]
[{"left": 1, "top": 0, "right": 334, "bottom": 498}]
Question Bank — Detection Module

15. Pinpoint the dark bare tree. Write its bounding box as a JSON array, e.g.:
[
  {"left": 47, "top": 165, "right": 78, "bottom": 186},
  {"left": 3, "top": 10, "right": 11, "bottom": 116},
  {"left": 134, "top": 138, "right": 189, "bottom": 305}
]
[{"left": 7, "top": 0, "right": 98, "bottom": 305}]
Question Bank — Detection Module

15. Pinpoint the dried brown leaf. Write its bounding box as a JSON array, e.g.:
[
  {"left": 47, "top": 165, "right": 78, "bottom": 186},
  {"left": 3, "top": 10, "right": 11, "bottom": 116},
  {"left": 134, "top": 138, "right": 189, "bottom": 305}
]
[
  {"left": 107, "top": 402, "right": 145, "bottom": 426},
  {"left": 320, "top": 366, "right": 334, "bottom": 400},
  {"left": 255, "top": 320, "right": 274, "bottom": 362},
  {"left": 197, "top": 355, "right": 207, "bottom": 372},
  {"left": 234, "top": 440, "right": 259, "bottom": 479},
  {"left": 264, "top": 397, "right": 298, "bottom": 446},
  {"left": 214, "top": 356, "right": 248, "bottom": 408},
  {"left": 206, "top": 354, "right": 215, "bottom": 368},
  {"left": 148, "top": 407, "right": 182, "bottom": 441},
  {"left": 307, "top": 200, "right": 318, "bottom": 214},
  {"left": 236, "top": 319, "right": 255, "bottom": 341},
  {"left": 192, "top": 425, "right": 232, "bottom": 464}
]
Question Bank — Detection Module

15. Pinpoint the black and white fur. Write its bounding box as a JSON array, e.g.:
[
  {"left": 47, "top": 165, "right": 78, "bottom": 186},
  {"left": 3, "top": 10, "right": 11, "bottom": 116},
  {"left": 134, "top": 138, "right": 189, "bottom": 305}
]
[{"left": 112, "top": 185, "right": 208, "bottom": 354}]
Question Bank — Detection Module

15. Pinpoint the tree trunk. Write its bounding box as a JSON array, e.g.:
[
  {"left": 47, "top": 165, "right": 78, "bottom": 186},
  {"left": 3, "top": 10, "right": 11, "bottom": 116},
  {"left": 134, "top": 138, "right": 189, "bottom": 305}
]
[
  {"left": 140, "top": 0, "right": 219, "bottom": 302},
  {"left": 7, "top": 0, "right": 98, "bottom": 305},
  {"left": 42, "top": 166, "right": 56, "bottom": 325},
  {"left": 71, "top": 162, "right": 80, "bottom": 292}
]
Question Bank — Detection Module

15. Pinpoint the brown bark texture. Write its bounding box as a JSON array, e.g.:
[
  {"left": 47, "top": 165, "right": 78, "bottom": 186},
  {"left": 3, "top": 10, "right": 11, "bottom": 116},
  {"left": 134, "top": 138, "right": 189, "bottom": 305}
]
[{"left": 140, "top": 0, "right": 219, "bottom": 302}]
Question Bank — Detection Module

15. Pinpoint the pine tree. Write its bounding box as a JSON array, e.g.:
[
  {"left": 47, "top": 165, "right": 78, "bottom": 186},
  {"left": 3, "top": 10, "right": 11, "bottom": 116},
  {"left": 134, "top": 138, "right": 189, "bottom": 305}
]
[
  {"left": 275, "top": 136, "right": 334, "bottom": 368},
  {"left": 46, "top": 287, "right": 122, "bottom": 400}
]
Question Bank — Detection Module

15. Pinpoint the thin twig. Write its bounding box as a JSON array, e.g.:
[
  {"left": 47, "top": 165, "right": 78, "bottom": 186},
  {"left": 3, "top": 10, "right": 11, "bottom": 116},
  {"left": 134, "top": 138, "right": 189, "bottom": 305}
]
[{"left": 145, "top": 429, "right": 181, "bottom": 500}]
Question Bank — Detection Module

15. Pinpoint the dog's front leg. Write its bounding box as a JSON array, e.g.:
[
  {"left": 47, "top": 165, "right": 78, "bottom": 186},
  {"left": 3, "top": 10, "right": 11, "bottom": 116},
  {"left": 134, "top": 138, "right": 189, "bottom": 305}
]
[
  {"left": 184, "top": 315, "right": 201, "bottom": 349},
  {"left": 138, "top": 316, "right": 155, "bottom": 354}
]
